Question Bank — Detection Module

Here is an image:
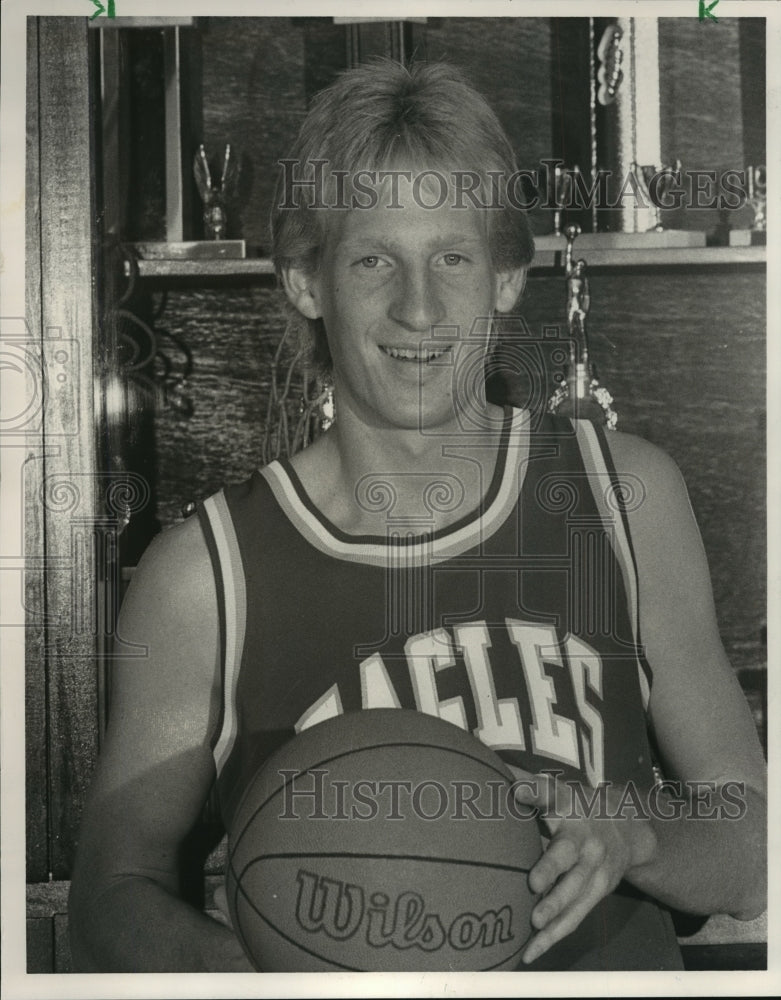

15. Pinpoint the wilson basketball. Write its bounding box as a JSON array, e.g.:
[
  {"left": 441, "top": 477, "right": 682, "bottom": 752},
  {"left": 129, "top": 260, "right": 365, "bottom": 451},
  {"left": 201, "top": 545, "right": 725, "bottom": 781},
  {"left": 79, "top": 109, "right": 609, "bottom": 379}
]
[{"left": 226, "top": 709, "right": 541, "bottom": 971}]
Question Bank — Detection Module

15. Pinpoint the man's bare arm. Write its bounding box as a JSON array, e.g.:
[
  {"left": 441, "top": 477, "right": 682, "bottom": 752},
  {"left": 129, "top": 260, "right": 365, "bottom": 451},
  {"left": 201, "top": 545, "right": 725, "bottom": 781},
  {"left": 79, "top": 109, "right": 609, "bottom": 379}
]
[
  {"left": 515, "top": 431, "right": 766, "bottom": 963},
  {"left": 68, "top": 516, "right": 253, "bottom": 972},
  {"left": 616, "top": 431, "right": 766, "bottom": 914}
]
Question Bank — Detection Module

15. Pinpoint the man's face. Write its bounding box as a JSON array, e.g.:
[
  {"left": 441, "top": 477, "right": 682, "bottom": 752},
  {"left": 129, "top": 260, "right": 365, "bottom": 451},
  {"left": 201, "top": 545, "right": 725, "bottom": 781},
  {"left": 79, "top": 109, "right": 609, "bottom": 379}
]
[{"left": 301, "top": 174, "right": 523, "bottom": 434}]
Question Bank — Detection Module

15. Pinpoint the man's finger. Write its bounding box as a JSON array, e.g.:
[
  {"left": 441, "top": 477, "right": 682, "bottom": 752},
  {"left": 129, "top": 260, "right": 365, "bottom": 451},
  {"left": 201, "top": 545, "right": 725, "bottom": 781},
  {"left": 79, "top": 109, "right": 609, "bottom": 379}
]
[
  {"left": 530, "top": 855, "right": 592, "bottom": 927},
  {"left": 522, "top": 869, "right": 609, "bottom": 965},
  {"left": 528, "top": 835, "right": 581, "bottom": 895}
]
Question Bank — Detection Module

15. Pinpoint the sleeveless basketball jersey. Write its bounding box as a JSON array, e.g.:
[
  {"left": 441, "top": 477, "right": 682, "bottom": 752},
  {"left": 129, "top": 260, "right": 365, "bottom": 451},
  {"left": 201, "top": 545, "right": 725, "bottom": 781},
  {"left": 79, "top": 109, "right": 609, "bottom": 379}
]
[{"left": 197, "top": 408, "right": 683, "bottom": 971}]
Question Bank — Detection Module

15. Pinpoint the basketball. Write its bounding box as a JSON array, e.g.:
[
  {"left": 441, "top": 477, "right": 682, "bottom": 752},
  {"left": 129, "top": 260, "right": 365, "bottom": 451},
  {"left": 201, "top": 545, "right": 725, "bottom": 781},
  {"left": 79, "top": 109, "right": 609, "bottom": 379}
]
[{"left": 226, "top": 709, "right": 542, "bottom": 972}]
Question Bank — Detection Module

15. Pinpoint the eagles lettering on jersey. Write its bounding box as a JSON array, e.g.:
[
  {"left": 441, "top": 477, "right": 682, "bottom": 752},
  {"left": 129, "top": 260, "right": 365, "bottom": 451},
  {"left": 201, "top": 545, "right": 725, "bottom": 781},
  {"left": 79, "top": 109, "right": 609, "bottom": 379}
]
[{"left": 296, "top": 621, "right": 605, "bottom": 787}]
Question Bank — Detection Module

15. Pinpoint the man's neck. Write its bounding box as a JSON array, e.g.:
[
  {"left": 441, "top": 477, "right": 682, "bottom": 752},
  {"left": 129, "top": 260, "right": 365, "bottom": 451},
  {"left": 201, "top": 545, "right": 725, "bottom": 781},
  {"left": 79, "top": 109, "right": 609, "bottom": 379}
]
[{"left": 288, "top": 402, "right": 508, "bottom": 536}]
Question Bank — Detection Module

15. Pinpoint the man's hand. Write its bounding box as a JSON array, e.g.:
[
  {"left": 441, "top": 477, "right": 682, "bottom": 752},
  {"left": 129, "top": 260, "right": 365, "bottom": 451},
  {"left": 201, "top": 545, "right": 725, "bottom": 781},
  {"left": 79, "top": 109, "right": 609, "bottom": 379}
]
[{"left": 509, "top": 768, "right": 658, "bottom": 965}]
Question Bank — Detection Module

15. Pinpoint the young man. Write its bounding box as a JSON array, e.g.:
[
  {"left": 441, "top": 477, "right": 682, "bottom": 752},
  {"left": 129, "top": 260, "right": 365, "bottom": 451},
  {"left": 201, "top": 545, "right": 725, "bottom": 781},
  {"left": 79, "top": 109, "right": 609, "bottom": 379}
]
[{"left": 68, "top": 60, "right": 766, "bottom": 973}]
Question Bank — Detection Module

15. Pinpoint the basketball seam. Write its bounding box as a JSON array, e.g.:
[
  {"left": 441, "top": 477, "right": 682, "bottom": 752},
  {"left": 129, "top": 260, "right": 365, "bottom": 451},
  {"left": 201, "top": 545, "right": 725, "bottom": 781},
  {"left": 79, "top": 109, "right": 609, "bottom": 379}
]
[
  {"left": 230, "top": 739, "right": 529, "bottom": 857},
  {"left": 237, "top": 851, "right": 535, "bottom": 881},
  {"left": 232, "top": 875, "right": 361, "bottom": 971}
]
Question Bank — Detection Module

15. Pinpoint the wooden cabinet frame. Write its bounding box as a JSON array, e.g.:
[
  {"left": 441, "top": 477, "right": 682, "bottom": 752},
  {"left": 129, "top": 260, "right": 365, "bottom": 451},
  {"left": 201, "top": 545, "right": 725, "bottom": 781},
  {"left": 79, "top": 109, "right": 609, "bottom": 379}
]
[{"left": 24, "top": 16, "right": 102, "bottom": 972}]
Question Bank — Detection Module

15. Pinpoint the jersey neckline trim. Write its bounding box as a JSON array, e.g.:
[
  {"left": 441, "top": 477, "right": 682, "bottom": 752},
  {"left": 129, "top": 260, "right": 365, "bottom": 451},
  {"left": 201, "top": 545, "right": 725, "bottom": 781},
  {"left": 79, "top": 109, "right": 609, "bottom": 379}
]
[{"left": 259, "top": 406, "right": 531, "bottom": 567}]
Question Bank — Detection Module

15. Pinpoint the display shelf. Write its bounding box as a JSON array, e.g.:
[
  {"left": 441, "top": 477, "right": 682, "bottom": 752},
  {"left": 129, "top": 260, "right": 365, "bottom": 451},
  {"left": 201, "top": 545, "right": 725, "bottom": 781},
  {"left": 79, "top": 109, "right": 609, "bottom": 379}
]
[
  {"left": 126, "top": 238, "right": 765, "bottom": 279},
  {"left": 127, "top": 256, "right": 276, "bottom": 278},
  {"left": 533, "top": 244, "right": 765, "bottom": 270}
]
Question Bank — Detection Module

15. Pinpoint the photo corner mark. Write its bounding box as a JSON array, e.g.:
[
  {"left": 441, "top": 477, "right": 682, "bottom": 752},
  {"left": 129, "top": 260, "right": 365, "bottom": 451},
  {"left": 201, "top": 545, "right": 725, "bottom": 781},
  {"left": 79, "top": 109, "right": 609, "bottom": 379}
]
[
  {"left": 89, "top": 0, "right": 116, "bottom": 21},
  {"left": 698, "top": 0, "right": 719, "bottom": 23}
]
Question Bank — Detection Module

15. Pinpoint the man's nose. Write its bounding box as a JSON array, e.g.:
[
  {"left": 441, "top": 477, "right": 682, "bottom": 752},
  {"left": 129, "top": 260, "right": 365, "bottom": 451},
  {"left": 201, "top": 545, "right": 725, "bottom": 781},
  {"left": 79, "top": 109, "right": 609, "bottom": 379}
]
[{"left": 388, "top": 267, "right": 446, "bottom": 333}]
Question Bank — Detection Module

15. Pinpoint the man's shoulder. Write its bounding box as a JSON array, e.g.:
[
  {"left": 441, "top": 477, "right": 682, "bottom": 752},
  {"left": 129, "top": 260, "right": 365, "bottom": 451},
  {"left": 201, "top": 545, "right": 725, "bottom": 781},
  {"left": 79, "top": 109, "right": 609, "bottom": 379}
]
[
  {"left": 602, "top": 429, "right": 686, "bottom": 498},
  {"left": 540, "top": 418, "right": 688, "bottom": 508},
  {"left": 599, "top": 430, "right": 698, "bottom": 570},
  {"left": 119, "top": 515, "right": 216, "bottom": 639},
  {"left": 141, "top": 513, "right": 211, "bottom": 578}
]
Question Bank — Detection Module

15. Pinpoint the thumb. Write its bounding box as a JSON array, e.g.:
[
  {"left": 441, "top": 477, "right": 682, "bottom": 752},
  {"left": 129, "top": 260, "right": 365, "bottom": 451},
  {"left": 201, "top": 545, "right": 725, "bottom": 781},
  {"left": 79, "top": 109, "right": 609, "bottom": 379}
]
[{"left": 507, "top": 767, "right": 562, "bottom": 816}]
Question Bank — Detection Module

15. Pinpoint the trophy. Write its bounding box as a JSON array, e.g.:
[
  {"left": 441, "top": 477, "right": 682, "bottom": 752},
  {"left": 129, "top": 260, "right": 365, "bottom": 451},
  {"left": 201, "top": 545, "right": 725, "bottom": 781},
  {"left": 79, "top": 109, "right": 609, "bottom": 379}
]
[
  {"left": 552, "top": 164, "right": 580, "bottom": 236},
  {"left": 632, "top": 160, "right": 682, "bottom": 231},
  {"left": 746, "top": 165, "right": 766, "bottom": 231},
  {"left": 194, "top": 143, "right": 239, "bottom": 240},
  {"left": 548, "top": 224, "right": 617, "bottom": 428}
]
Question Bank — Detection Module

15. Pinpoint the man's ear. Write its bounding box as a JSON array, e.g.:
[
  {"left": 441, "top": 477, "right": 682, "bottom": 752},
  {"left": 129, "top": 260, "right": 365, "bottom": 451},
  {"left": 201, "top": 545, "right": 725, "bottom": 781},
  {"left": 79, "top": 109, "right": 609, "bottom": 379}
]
[
  {"left": 281, "top": 265, "right": 322, "bottom": 320},
  {"left": 494, "top": 267, "right": 527, "bottom": 314}
]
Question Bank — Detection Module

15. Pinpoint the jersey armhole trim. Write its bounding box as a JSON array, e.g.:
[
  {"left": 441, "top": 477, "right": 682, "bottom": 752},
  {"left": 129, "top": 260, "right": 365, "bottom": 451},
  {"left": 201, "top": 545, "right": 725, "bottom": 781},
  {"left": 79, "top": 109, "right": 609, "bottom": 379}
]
[
  {"left": 571, "top": 419, "right": 653, "bottom": 709},
  {"left": 195, "top": 501, "right": 226, "bottom": 751},
  {"left": 198, "top": 492, "right": 248, "bottom": 774}
]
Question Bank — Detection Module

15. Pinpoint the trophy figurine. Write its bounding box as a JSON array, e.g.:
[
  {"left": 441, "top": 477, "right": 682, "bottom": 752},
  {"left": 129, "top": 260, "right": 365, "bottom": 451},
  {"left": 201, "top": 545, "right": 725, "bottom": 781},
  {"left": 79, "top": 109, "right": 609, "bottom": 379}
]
[
  {"left": 552, "top": 164, "right": 580, "bottom": 236},
  {"left": 633, "top": 160, "right": 682, "bottom": 232},
  {"left": 194, "top": 143, "right": 238, "bottom": 240},
  {"left": 548, "top": 224, "right": 617, "bottom": 428},
  {"left": 746, "top": 165, "right": 766, "bottom": 231}
]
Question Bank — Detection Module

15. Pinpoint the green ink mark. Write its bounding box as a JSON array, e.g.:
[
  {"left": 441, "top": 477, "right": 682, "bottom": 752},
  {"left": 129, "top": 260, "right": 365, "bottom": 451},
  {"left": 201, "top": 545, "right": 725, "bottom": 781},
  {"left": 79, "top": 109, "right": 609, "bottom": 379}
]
[
  {"left": 89, "top": 0, "right": 116, "bottom": 18},
  {"left": 698, "top": 0, "right": 718, "bottom": 22}
]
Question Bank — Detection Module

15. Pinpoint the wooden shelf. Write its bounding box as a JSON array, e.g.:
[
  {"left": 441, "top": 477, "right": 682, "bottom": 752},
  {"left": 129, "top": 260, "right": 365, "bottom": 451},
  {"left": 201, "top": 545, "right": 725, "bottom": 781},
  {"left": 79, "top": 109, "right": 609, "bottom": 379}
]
[
  {"left": 127, "top": 241, "right": 765, "bottom": 280},
  {"left": 532, "top": 244, "right": 766, "bottom": 270},
  {"left": 128, "top": 256, "right": 277, "bottom": 279}
]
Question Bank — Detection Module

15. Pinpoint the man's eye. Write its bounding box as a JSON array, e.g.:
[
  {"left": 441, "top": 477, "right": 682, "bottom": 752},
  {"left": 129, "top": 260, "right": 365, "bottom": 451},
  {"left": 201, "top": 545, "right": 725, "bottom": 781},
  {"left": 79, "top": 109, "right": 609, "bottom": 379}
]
[
  {"left": 360, "top": 256, "right": 383, "bottom": 268},
  {"left": 442, "top": 253, "right": 464, "bottom": 265}
]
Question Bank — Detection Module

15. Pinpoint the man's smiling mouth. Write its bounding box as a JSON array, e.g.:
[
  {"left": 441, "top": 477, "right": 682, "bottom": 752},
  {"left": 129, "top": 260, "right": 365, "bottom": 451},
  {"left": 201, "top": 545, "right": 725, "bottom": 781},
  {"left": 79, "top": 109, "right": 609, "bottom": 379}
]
[{"left": 379, "top": 345, "right": 453, "bottom": 362}]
